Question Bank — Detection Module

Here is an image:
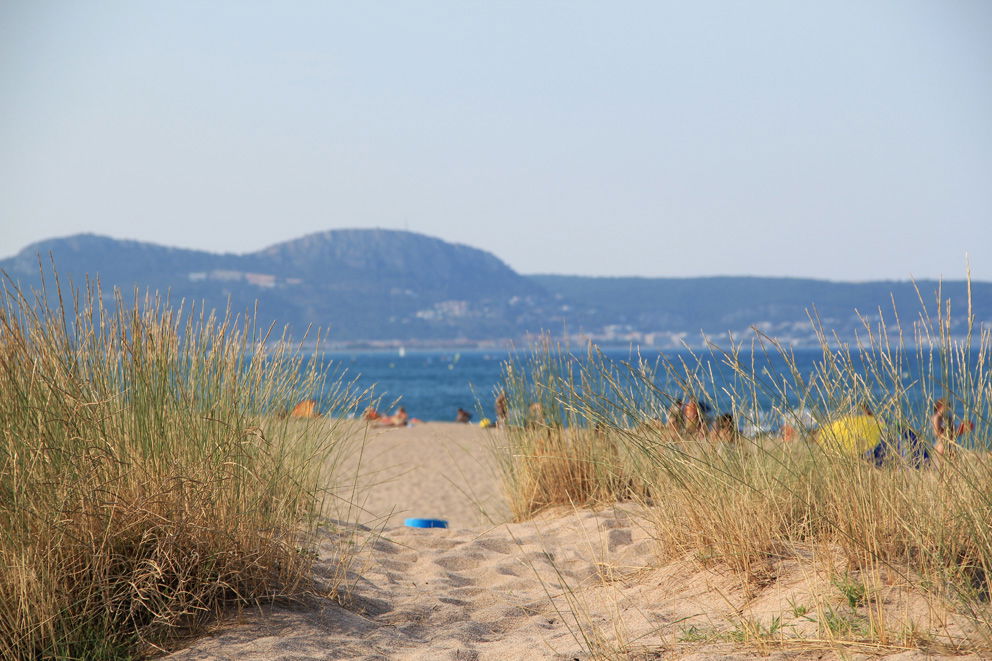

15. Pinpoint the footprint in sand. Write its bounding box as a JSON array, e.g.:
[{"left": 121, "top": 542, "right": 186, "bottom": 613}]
[
  {"left": 494, "top": 562, "right": 523, "bottom": 577},
  {"left": 607, "top": 528, "right": 633, "bottom": 551},
  {"left": 472, "top": 537, "right": 516, "bottom": 554},
  {"left": 440, "top": 571, "right": 473, "bottom": 588},
  {"left": 434, "top": 552, "right": 485, "bottom": 571},
  {"left": 378, "top": 558, "right": 415, "bottom": 572},
  {"left": 447, "top": 586, "right": 486, "bottom": 599}
]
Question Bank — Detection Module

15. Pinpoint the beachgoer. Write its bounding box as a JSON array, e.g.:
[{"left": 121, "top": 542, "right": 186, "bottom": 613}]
[
  {"left": 392, "top": 406, "right": 409, "bottom": 427},
  {"left": 362, "top": 406, "right": 381, "bottom": 421},
  {"left": 526, "top": 402, "right": 544, "bottom": 428},
  {"left": 931, "top": 399, "right": 957, "bottom": 459},
  {"left": 711, "top": 413, "right": 739, "bottom": 444},
  {"left": 375, "top": 406, "right": 408, "bottom": 427},
  {"left": 866, "top": 424, "right": 930, "bottom": 469},
  {"left": 495, "top": 391, "right": 508, "bottom": 424},
  {"left": 290, "top": 399, "right": 319, "bottom": 418},
  {"left": 455, "top": 407, "right": 472, "bottom": 423},
  {"left": 682, "top": 398, "right": 708, "bottom": 435}
]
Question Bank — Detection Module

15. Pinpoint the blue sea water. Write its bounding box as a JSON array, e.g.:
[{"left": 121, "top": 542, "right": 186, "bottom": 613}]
[
  {"left": 312, "top": 347, "right": 978, "bottom": 432},
  {"left": 322, "top": 349, "right": 507, "bottom": 422}
]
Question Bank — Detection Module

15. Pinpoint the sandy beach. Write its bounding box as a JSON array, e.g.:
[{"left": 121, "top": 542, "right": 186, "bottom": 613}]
[
  {"left": 330, "top": 422, "right": 509, "bottom": 530},
  {"left": 164, "top": 422, "right": 981, "bottom": 661}
]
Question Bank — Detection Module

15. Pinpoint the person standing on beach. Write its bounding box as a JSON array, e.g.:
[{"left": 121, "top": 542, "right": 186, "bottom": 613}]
[
  {"left": 495, "top": 391, "right": 508, "bottom": 425},
  {"left": 932, "top": 399, "right": 956, "bottom": 459}
]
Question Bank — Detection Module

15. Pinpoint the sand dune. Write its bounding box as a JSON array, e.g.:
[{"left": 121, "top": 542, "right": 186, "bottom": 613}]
[{"left": 165, "top": 423, "right": 980, "bottom": 660}]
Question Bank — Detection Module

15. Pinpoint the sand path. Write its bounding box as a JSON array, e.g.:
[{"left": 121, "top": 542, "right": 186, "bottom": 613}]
[
  {"left": 166, "top": 423, "right": 979, "bottom": 660},
  {"left": 329, "top": 422, "right": 509, "bottom": 530}
]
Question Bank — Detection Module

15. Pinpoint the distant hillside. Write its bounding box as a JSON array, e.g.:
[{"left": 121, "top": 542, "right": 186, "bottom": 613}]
[
  {"left": 1, "top": 230, "right": 551, "bottom": 342},
  {"left": 530, "top": 275, "right": 991, "bottom": 346},
  {"left": 2, "top": 231, "right": 988, "bottom": 347}
]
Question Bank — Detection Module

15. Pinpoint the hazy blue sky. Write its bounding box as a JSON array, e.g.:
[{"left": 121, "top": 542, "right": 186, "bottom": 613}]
[{"left": 1, "top": 1, "right": 989, "bottom": 281}]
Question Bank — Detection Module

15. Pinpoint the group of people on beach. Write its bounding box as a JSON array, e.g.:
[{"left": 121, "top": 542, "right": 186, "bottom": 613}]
[
  {"left": 849, "top": 399, "right": 974, "bottom": 467},
  {"left": 362, "top": 406, "right": 410, "bottom": 427},
  {"left": 658, "top": 392, "right": 975, "bottom": 467},
  {"left": 302, "top": 391, "right": 976, "bottom": 466},
  {"left": 662, "top": 397, "right": 740, "bottom": 444},
  {"left": 359, "top": 405, "right": 478, "bottom": 427}
]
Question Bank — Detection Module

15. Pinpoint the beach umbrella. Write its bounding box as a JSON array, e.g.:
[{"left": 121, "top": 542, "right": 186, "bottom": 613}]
[{"left": 817, "top": 414, "right": 885, "bottom": 455}]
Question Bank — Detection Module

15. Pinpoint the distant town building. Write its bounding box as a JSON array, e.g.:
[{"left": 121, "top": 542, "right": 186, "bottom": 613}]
[
  {"left": 245, "top": 273, "right": 276, "bottom": 288},
  {"left": 210, "top": 270, "right": 243, "bottom": 282}
]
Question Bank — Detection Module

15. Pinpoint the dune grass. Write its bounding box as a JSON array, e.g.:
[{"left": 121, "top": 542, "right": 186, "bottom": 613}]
[
  {"left": 0, "top": 271, "right": 359, "bottom": 659},
  {"left": 494, "top": 288, "right": 992, "bottom": 651}
]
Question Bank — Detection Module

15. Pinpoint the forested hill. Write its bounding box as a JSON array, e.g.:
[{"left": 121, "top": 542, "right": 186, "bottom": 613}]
[
  {"left": 2, "top": 231, "right": 987, "bottom": 347},
  {"left": 0, "top": 230, "right": 550, "bottom": 343}
]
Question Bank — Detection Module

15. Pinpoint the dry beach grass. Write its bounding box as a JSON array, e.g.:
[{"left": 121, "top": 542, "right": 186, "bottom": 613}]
[
  {"left": 0, "top": 273, "right": 360, "bottom": 658},
  {"left": 483, "top": 291, "right": 992, "bottom": 657}
]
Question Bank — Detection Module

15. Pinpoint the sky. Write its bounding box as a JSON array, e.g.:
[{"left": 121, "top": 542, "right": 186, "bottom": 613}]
[{"left": 1, "top": 1, "right": 990, "bottom": 281}]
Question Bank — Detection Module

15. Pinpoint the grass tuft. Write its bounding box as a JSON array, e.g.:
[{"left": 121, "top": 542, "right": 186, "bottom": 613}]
[
  {"left": 493, "top": 281, "right": 992, "bottom": 652},
  {"left": 0, "top": 268, "right": 358, "bottom": 659}
]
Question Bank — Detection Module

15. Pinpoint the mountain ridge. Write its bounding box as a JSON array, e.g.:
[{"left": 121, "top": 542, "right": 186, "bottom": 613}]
[{"left": 3, "top": 231, "right": 987, "bottom": 347}]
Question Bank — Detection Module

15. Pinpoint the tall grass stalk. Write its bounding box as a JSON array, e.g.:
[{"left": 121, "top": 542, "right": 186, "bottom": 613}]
[
  {"left": 495, "top": 286, "right": 992, "bottom": 649},
  {"left": 0, "top": 270, "right": 358, "bottom": 659}
]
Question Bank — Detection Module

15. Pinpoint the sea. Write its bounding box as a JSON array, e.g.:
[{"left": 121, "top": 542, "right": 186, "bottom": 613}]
[
  {"left": 321, "top": 348, "right": 508, "bottom": 422},
  {"left": 312, "top": 346, "right": 981, "bottom": 435}
]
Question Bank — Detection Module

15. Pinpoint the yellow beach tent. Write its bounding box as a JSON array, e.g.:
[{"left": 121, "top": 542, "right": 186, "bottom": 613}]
[{"left": 817, "top": 414, "right": 885, "bottom": 455}]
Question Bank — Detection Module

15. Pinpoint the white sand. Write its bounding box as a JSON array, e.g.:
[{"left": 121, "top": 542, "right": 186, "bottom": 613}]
[{"left": 165, "top": 423, "right": 981, "bottom": 660}]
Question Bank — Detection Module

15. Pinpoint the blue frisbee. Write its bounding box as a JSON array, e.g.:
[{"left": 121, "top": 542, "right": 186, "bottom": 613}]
[{"left": 404, "top": 517, "right": 448, "bottom": 529}]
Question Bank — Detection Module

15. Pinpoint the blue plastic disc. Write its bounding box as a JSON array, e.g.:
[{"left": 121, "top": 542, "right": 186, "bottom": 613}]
[{"left": 404, "top": 518, "right": 449, "bottom": 529}]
